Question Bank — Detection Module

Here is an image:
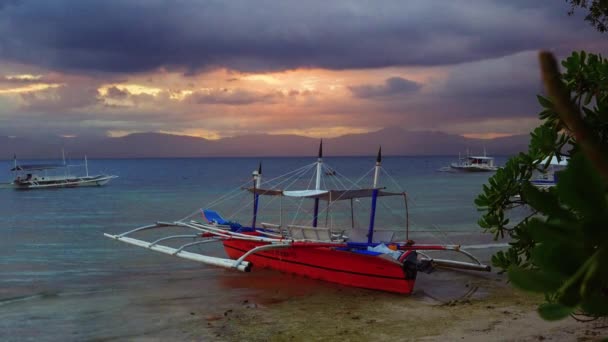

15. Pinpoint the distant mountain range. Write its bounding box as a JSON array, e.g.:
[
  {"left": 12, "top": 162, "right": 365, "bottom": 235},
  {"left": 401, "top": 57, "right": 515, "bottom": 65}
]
[{"left": 0, "top": 128, "right": 529, "bottom": 159}]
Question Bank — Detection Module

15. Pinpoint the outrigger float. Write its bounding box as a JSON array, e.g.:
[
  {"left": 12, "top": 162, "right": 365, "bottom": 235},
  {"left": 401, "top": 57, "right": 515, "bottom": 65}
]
[{"left": 105, "top": 143, "right": 490, "bottom": 294}]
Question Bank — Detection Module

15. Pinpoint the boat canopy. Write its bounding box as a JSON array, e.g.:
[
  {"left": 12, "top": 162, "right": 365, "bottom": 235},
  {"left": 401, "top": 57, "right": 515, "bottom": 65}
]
[
  {"left": 467, "top": 156, "right": 493, "bottom": 160},
  {"left": 246, "top": 187, "right": 403, "bottom": 201},
  {"left": 10, "top": 164, "right": 64, "bottom": 171},
  {"left": 541, "top": 156, "right": 569, "bottom": 166}
]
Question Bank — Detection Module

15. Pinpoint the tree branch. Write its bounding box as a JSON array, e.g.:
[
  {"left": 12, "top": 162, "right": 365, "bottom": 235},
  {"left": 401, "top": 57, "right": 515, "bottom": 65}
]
[{"left": 539, "top": 51, "right": 608, "bottom": 182}]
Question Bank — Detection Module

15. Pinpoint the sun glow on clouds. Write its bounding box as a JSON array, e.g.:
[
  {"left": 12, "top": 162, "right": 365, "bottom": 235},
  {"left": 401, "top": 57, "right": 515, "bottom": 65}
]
[
  {"left": 461, "top": 133, "right": 516, "bottom": 139},
  {"left": 5, "top": 74, "right": 42, "bottom": 81},
  {"left": 106, "top": 130, "right": 139, "bottom": 137},
  {"left": 0, "top": 83, "right": 63, "bottom": 95},
  {"left": 272, "top": 126, "right": 376, "bottom": 138},
  {"left": 1, "top": 64, "right": 534, "bottom": 140},
  {"left": 106, "top": 129, "right": 221, "bottom": 140},
  {"left": 159, "top": 129, "right": 221, "bottom": 140},
  {"left": 98, "top": 84, "right": 162, "bottom": 96}
]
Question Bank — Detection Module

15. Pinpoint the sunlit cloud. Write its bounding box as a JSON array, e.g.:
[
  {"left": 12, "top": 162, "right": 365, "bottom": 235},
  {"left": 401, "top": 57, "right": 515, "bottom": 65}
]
[
  {"left": 271, "top": 126, "right": 377, "bottom": 138},
  {"left": 461, "top": 133, "right": 517, "bottom": 139},
  {"left": 169, "top": 90, "right": 194, "bottom": 100},
  {"left": 98, "top": 84, "right": 162, "bottom": 96},
  {"left": 241, "top": 74, "right": 282, "bottom": 85},
  {"left": 5, "top": 74, "right": 42, "bottom": 81},
  {"left": 0, "top": 83, "right": 62, "bottom": 94},
  {"left": 159, "top": 129, "right": 221, "bottom": 140},
  {"left": 106, "top": 130, "right": 139, "bottom": 138}
]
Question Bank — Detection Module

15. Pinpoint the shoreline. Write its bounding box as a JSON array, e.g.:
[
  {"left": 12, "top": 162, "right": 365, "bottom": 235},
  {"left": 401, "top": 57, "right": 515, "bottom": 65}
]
[{"left": 201, "top": 271, "right": 607, "bottom": 341}]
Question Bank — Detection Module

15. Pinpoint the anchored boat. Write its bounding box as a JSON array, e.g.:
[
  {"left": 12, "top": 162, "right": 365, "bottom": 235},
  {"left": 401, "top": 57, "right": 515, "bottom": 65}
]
[
  {"left": 105, "top": 143, "right": 489, "bottom": 294},
  {"left": 450, "top": 150, "right": 498, "bottom": 172},
  {"left": 10, "top": 153, "right": 117, "bottom": 189}
]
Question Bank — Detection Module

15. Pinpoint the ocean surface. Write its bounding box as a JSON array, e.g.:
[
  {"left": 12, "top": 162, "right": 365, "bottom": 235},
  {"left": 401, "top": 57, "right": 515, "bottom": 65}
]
[{"left": 0, "top": 156, "right": 510, "bottom": 340}]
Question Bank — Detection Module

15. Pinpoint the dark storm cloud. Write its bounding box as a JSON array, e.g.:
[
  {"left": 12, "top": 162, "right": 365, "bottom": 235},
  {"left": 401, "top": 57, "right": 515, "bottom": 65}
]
[
  {"left": 343, "top": 51, "right": 544, "bottom": 128},
  {"left": 436, "top": 51, "right": 542, "bottom": 98},
  {"left": 0, "top": 0, "right": 601, "bottom": 74},
  {"left": 349, "top": 77, "right": 422, "bottom": 99}
]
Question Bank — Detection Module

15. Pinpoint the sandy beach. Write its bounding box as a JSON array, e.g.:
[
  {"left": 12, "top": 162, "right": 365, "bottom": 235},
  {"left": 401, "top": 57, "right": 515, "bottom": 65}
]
[
  {"left": 197, "top": 270, "right": 607, "bottom": 342},
  {"left": 188, "top": 272, "right": 608, "bottom": 341},
  {"left": 99, "top": 269, "right": 608, "bottom": 341}
]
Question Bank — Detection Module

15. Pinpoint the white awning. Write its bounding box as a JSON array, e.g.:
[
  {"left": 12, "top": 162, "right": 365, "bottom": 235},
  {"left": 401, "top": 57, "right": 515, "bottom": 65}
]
[
  {"left": 247, "top": 187, "right": 404, "bottom": 201},
  {"left": 541, "top": 156, "right": 569, "bottom": 166},
  {"left": 283, "top": 190, "right": 328, "bottom": 198}
]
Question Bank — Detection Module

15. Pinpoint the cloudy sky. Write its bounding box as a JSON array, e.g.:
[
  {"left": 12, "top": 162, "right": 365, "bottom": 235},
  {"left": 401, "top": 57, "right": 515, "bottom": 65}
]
[{"left": 0, "top": 0, "right": 605, "bottom": 140}]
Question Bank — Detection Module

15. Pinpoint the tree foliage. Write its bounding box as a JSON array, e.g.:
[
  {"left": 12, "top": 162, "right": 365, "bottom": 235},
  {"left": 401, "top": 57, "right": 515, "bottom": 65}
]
[
  {"left": 567, "top": 0, "right": 608, "bottom": 32},
  {"left": 476, "top": 51, "right": 608, "bottom": 319}
]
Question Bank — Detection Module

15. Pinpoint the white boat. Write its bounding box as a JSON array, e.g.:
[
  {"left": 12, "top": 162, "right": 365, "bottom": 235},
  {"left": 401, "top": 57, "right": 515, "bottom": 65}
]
[
  {"left": 9, "top": 153, "right": 117, "bottom": 190},
  {"left": 530, "top": 156, "right": 568, "bottom": 189},
  {"left": 450, "top": 149, "right": 498, "bottom": 172}
]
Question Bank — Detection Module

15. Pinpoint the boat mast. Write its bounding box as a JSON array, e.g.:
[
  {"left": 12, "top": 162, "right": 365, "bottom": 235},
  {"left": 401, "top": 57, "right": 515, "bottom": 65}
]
[
  {"left": 62, "top": 148, "right": 67, "bottom": 177},
  {"left": 251, "top": 162, "right": 262, "bottom": 229},
  {"left": 313, "top": 140, "right": 322, "bottom": 227},
  {"left": 85, "top": 155, "right": 89, "bottom": 177},
  {"left": 373, "top": 146, "right": 381, "bottom": 188},
  {"left": 13, "top": 154, "right": 17, "bottom": 178},
  {"left": 367, "top": 146, "right": 382, "bottom": 244}
]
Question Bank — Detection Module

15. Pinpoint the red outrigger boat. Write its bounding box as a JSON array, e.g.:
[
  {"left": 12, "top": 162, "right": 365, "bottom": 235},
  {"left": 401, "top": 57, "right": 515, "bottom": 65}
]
[{"left": 105, "top": 144, "right": 490, "bottom": 294}]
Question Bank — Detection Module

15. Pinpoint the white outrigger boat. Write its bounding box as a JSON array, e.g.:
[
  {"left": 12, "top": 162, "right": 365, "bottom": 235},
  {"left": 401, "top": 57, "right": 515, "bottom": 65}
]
[
  {"left": 450, "top": 149, "right": 498, "bottom": 172},
  {"left": 105, "top": 144, "right": 490, "bottom": 294},
  {"left": 10, "top": 153, "right": 117, "bottom": 190}
]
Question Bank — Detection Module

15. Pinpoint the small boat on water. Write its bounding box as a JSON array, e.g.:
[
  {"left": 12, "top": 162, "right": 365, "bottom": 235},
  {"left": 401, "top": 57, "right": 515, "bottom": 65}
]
[
  {"left": 450, "top": 149, "right": 498, "bottom": 172},
  {"left": 9, "top": 153, "right": 117, "bottom": 189},
  {"left": 105, "top": 143, "right": 489, "bottom": 294}
]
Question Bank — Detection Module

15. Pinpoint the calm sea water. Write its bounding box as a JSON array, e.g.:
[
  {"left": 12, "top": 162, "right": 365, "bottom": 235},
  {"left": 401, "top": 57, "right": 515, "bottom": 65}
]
[{"left": 0, "top": 156, "right": 508, "bottom": 340}]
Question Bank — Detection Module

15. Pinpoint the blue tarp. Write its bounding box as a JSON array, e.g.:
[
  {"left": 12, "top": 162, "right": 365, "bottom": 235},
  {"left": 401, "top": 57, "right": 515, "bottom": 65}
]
[{"left": 202, "top": 209, "right": 242, "bottom": 229}]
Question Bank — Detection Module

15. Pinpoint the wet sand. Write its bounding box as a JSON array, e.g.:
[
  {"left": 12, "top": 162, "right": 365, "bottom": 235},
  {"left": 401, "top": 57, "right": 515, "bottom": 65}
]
[{"left": 203, "top": 270, "right": 607, "bottom": 341}]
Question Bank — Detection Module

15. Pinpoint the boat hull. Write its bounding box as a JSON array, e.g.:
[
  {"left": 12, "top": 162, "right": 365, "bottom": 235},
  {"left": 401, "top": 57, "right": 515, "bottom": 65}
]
[
  {"left": 222, "top": 239, "right": 416, "bottom": 294},
  {"left": 450, "top": 165, "right": 497, "bottom": 172},
  {"left": 12, "top": 175, "right": 117, "bottom": 190}
]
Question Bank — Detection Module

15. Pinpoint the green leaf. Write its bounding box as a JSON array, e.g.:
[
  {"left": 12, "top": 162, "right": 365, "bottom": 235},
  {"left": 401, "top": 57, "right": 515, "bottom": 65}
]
[
  {"left": 536, "top": 95, "right": 553, "bottom": 109},
  {"left": 521, "top": 183, "right": 572, "bottom": 220},
  {"left": 537, "top": 303, "right": 573, "bottom": 321},
  {"left": 580, "top": 292, "right": 608, "bottom": 316},
  {"left": 508, "top": 266, "right": 563, "bottom": 293},
  {"left": 530, "top": 241, "right": 585, "bottom": 275},
  {"left": 556, "top": 154, "right": 607, "bottom": 217},
  {"left": 525, "top": 218, "right": 579, "bottom": 245}
]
